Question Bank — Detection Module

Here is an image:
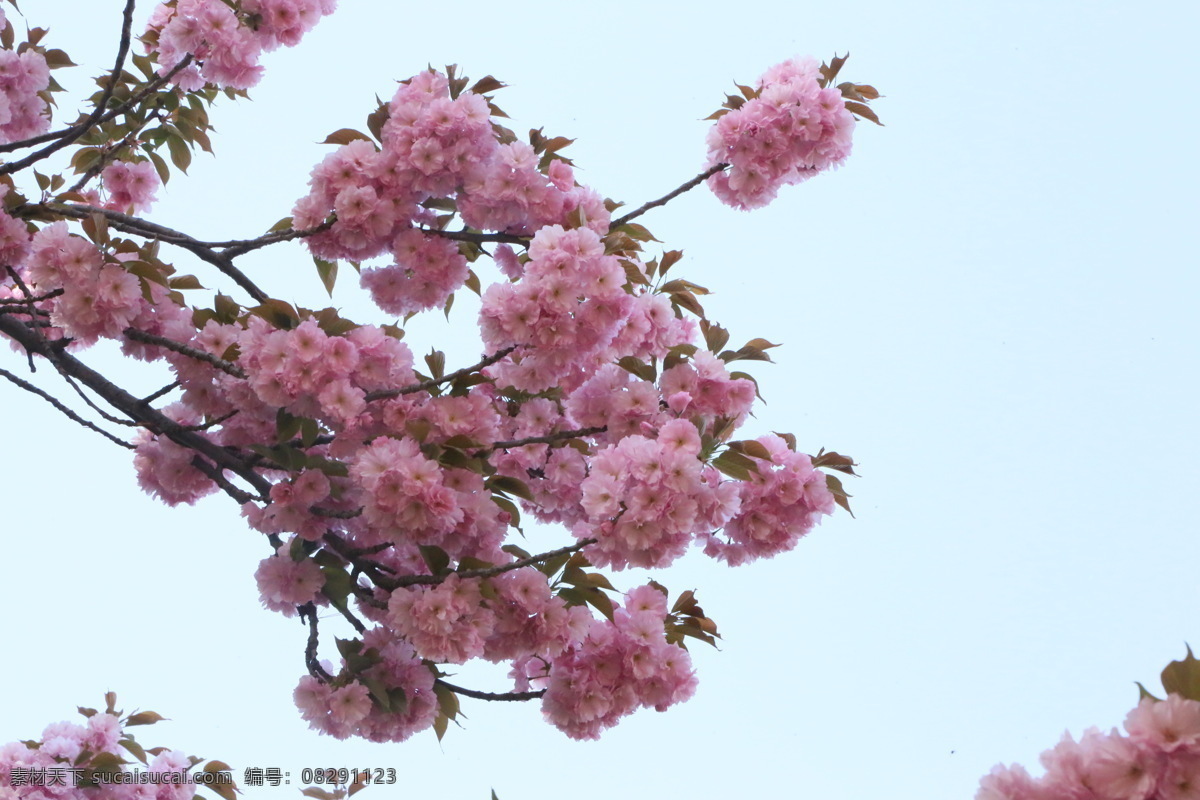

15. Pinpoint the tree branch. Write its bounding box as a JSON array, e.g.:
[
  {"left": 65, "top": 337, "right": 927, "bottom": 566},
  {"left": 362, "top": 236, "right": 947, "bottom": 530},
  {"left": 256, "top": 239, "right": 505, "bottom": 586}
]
[
  {"left": 300, "top": 603, "right": 334, "bottom": 682},
  {"left": 42, "top": 204, "right": 270, "bottom": 303},
  {"left": 0, "top": 365, "right": 134, "bottom": 449},
  {"left": 435, "top": 680, "right": 544, "bottom": 702},
  {"left": 123, "top": 327, "right": 246, "bottom": 378},
  {"left": 0, "top": 315, "right": 273, "bottom": 499},
  {"left": 484, "top": 426, "right": 606, "bottom": 452},
  {"left": 420, "top": 228, "right": 530, "bottom": 246},
  {"left": 0, "top": 55, "right": 194, "bottom": 155},
  {"left": 0, "top": 0, "right": 138, "bottom": 175},
  {"left": 364, "top": 345, "right": 519, "bottom": 402},
  {"left": 387, "top": 538, "right": 598, "bottom": 590},
  {"left": 609, "top": 162, "right": 729, "bottom": 229}
]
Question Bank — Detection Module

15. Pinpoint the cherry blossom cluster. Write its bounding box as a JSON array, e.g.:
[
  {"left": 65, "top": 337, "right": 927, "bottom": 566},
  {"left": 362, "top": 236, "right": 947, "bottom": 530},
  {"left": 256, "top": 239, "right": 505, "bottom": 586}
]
[
  {"left": 24, "top": 222, "right": 143, "bottom": 346},
  {"left": 386, "top": 570, "right": 590, "bottom": 666},
  {"left": 706, "top": 57, "right": 855, "bottom": 210},
  {"left": 236, "top": 318, "right": 413, "bottom": 425},
  {"left": 292, "top": 69, "right": 610, "bottom": 316},
  {"left": 0, "top": 11, "right": 870, "bottom": 749},
  {"left": 533, "top": 585, "right": 698, "bottom": 740},
  {"left": 0, "top": 706, "right": 219, "bottom": 800},
  {"left": 146, "top": 0, "right": 336, "bottom": 90},
  {"left": 0, "top": 193, "right": 32, "bottom": 270},
  {"left": 293, "top": 627, "right": 439, "bottom": 742},
  {"left": 704, "top": 433, "right": 837, "bottom": 566},
  {"left": 0, "top": 44, "right": 50, "bottom": 144},
  {"left": 254, "top": 540, "right": 326, "bottom": 615},
  {"left": 479, "top": 225, "right": 636, "bottom": 392},
  {"left": 360, "top": 229, "right": 468, "bottom": 317},
  {"left": 977, "top": 693, "right": 1200, "bottom": 800},
  {"left": 100, "top": 161, "right": 160, "bottom": 215},
  {"left": 575, "top": 419, "right": 740, "bottom": 569}
]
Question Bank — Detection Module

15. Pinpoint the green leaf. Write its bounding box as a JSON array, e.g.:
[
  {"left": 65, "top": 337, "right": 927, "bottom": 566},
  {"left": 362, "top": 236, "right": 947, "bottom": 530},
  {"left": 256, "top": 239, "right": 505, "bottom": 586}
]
[
  {"left": 124, "top": 711, "right": 164, "bottom": 726},
  {"left": 469, "top": 75, "right": 506, "bottom": 95},
  {"left": 167, "top": 274, "right": 204, "bottom": 291},
  {"left": 435, "top": 684, "right": 460, "bottom": 720},
  {"left": 1136, "top": 682, "right": 1162, "bottom": 702},
  {"left": 165, "top": 133, "right": 191, "bottom": 173},
  {"left": 366, "top": 101, "right": 389, "bottom": 142},
  {"left": 616, "top": 356, "right": 656, "bottom": 382},
  {"left": 424, "top": 349, "right": 446, "bottom": 380},
  {"left": 812, "top": 449, "right": 859, "bottom": 475},
  {"left": 418, "top": 545, "right": 451, "bottom": 576},
  {"left": 118, "top": 737, "right": 148, "bottom": 764},
  {"left": 501, "top": 543, "right": 531, "bottom": 560},
  {"left": 314, "top": 256, "right": 338, "bottom": 296},
  {"left": 1161, "top": 645, "right": 1200, "bottom": 702},
  {"left": 844, "top": 100, "right": 883, "bottom": 126},
  {"left": 147, "top": 149, "right": 170, "bottom": 185},
  {"left": 69, "top": 146, "right": 102, "bottom": 175},
  {"left": 250, "top": 299, "right": 300, "bottom": 329},
  {"left": 322, "top": 128, "right": 374, "bottom": 146},
  {"left": 487, "top": 474, "right": 534, "bottom": 502},
  {"left": 726, "top": 439, "right": 773, "bottom": 461},
  {"left": 825, "top": 473, "right": 855, "bottom": 517},
  {"left": 711, "top": 449, "right": 760, "bottom": 480},
  {"left": 320, "top": 565, "right": 354, "bottom": 617}
]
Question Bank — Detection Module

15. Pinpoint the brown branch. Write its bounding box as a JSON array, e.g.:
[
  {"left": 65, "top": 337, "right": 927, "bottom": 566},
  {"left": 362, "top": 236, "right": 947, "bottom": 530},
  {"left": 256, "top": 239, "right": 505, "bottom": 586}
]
[
  {"left": 364, "top": 345, "right": 519, "bottom": 402},
  {"left": 123, "top": 327, "right": 247, "bottom": 378},
  {"left": 4, "top": 266, "right": 137, "bottom": 426},
  {"left": 0, "top": 0, "right": 138, "bottom": 175},
  {"left": 43, "top": 203, "right": 269, "bottom": 302},
  {"left": 139, "top": 381, "right": 179, "bottom": 404},
  {"left": 0, "top": 365, "right": 134, "bottom": 449},
  {"left": 421, "top": 228, "right": 530, "bottom": 246},
  {"left": 387, "top": 538, "right": 598, "bottom": 590},
  {"left": 609, "top": 162, "right": 729, "bottom": 229},
  {"left": 484, "top": 426, "right": 606, "bottom": 452},
  {"left": 0, "top": 55, "right": 194, "bottom": 155},
  {"left": 188, "top": 455, "right": 259, "bottom": 504},
  {"left": 0, "top": 315, "right": 273, "bottom": 499},
  {"left": 0, "top": 288, "right": 62, "bottom": 305},
  {"left": 435, "top": 680, "right": 544, "bottom": 702},
  {"left": 300, "top": 603, "right": 334, "bottom": 682},
  {"left": 69, "top": 109, "right": 165, "bottom": 194},
  {"left": 218, "top": 219, "right": 335, "bottom": 258}
]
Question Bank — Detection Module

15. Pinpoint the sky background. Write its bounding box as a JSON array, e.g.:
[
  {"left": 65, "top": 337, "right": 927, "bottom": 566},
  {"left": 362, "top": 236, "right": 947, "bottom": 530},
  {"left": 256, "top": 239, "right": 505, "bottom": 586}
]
[{"left": 2, "top": 1, "right": 1198, "bottom": 799}]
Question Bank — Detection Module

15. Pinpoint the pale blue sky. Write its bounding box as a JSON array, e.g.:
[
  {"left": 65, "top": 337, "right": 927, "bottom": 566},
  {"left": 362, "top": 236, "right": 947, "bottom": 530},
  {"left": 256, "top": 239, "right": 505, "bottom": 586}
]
[{"left": 3, "top": 1, "right": 1198, "bottom": 799}]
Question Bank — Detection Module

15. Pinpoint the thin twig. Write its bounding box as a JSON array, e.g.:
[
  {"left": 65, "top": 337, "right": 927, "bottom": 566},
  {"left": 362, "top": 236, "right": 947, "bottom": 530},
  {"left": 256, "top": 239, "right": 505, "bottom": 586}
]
[
  {"left": 300, "top": 603, "right": 334, "bottom": 682},
  {"left": 44, "top": 204, "right": 269, "bottom": 302},
  {"left": 435, "top": 680, "right": 544, "bottom": 702},
  {"left": 484, "top": 426, "right": 606, "bottom": 452},
  {"left": 0, "top": 366, "right": 134, "bottom": 449},
  {"left": 0, "top": 0, "right": 138, "bottom": 175},
  {"left": 69, "top": 108, "right": 165, "bottom": 194},
  {"left": 388, "top": 538, "right": 598, "bottom": 589},
  {"left": 218, "top": 219, "right": 335, "bottom": 258},
  {"left": 0, "top": 314, "right": 274, "bottom": 499},
  {"left": 609, "top": 162, "right": 729, "bottom": 229},
  {"left": 421, "top": 228, "right": 530, "bottom": 246},
  {"left": 364, "top": 344, "right": 519, "bottom": 402},
  {"left": 0, "top": 55, "right": 193, "bottom": 155},
  {"left": 0, "top": 288, "right": 63, "bottom": 305},
  {"left": 188, "top": 455, "right": 260, "bottom": 504},
  {"left": 124, "top": 327, "right": 247, "bottom": 378},
  {"left": 139, "top": 381, "right": 179, "bottom": 404}
]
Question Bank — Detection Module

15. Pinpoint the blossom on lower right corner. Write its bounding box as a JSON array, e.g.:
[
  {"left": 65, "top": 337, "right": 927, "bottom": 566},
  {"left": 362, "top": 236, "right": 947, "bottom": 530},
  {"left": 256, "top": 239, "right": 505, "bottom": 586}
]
[{"left": 977, "top": 693, "right": 1200, "bottom": 800}]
